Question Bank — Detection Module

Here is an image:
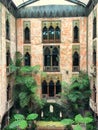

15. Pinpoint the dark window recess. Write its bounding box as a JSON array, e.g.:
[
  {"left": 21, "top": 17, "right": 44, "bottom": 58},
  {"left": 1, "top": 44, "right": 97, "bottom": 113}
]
[
  {"left": 49, "top": 25, "right": 54, "bottom": 41},
  {"left": 52, "top": 47, "right": 59, "bottom": 66},
  {"left": 44, "top": 48, "right": 51, "bottom": 66},
  {"left": 6, "top": 50, "right": 10, "bottom": 66},
  {"left": 42, "top": 80, "right": 47, "bottom": 94},
  {"left": 43, "top": 26, "right": 48, "bottom": 40},
  {"left": 49, "top": 80, "right": 54, "bottom": 97},
  {"left": 56, "top": 80, "right": 61, "bottom": 94},
  {"left": 44, "top": 46, "right": 59, "bottom": 72},
  {"left": 93, "top": 49, "right": 96, "bottom": 66},
  {"left": 7, "top": 84, "right": 11, "bottom": 101},
  {"left": 24, "top": 52, "right": 31, "bottom": 66},
  {"left": 73, "top": 26, "right": 79, "bottom": 42},
  {"left": 73, "top": 51, "right": 80, "bottom": 72},
  {"left": 93, "top": 17, "right": 96, "bottom": 39},
  {"left": 55, "top": 25, "right": 61, "bottom": 42},
  {"left": 24, "top": 27, "right": 30, "bottom": 42},
  {"left": 42, "top": 23, "right": 61, "bottom": 43},
  {"left": 6, "top": 19, "right": 10, "bottom": 40},
  {"left": 42, "top": 79, "right": 61, "bottom": 98}
]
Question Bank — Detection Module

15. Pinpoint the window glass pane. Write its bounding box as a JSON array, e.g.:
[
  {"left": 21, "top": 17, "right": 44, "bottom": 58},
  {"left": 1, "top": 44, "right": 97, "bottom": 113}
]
[
  {"left": 49, "top": 80, "right": 54, "bottom": 97},
  {"left": 52, "top": 47, "right": 59, "bottom": 66},
  {"left": 49, "top": 25, "right": 54, "bottom": 40},
  {"left": 93, "top": 49, "right": 96, "bottom": 66},
  {"left": 74, "top": 26, "right": 79, "bottom": 41},
  {"left": 24, "top": 27, "right": 30, "bottom": 42},
  {"left": 56, "top": 80, "right": 61, "bottom": 94},
  {"left": 43, "top": 26, "right": 48, "bottom": 40},
  {"left": 42, "top": 80, "right": 47, "bottom": 94},
  {"left": 73, "top": 52, "right": 79, "bottom": 66},
  {"left": 55, "top": 26, "right": 60, "bottom": 40},
  {"left": 6, "top": 19, "right": 10, "bottom": 40},
  {"left": 24, "top": 52, "right": 31, "bottom": 66}
]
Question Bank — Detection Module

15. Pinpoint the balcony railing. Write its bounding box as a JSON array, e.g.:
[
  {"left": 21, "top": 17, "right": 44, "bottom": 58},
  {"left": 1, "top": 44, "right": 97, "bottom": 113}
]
[
  {"left": 44, "top": 66, "right": 60, "bottom": 72},
  {"left": 42, "top": 39, "right": 61, "bottom": 43},
  {"left": 72, "top": 66, "right": 80, "bottom": 72}
]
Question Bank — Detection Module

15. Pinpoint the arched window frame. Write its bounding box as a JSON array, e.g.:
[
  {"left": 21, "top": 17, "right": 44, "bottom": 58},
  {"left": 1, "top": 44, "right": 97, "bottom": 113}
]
[
  {"left": 42, "top": 21, "right": 61, "bottom": 43},
  {"left": 93, "top": 49, "right": 96, "bottom": 66},
  {"left": 49, "top": 80, "right": 54, "bottom": 97},
  {"left": 6, "top": 19, "right": 10, "bottom": 40},
  {"left": 72, "top": 51, "right": 80, "bottom": 72},
  {"left": 7, "top": 84, "right": 11, "bottom": 101},
  {"left": 24, "top": 52, "right": 31, "bottom": 66},
  {"left": 73, "top": 25, "right": 79, "bottom": 42},
  {"left": 43, "top": 46, "right": 60, "bottom": 72},
  {"left": 44, "top": 47, "right": 51, "bottom": 66},
  {"left": 42, "top": 25, "right": 48, "bottom": 42},
  {"left": 49, "top": 25, "right": 54, "bottom": 42},
  {"left": 93, "top": 17, "right": 96, "bottom": 39},
  {"left": 24, "top": 26, "right": 30, "bottom": 43},
  {"left": 55, "top": 25, "right": 61, "bottom": 42},
  {"left": 41, "top": 78, "right": 62, "bottom": 98},
  {"left": 56, "top": 80, "right": 61, "bottom": 94},
  {"left": 42, "top": 80, "right": 47, "bottom": 95},
  {"left": 6, "top": 50, "right": 10, "bottom": 66},
  {"left": 52, "top": 47, "right": 59, "bottom": 66}
]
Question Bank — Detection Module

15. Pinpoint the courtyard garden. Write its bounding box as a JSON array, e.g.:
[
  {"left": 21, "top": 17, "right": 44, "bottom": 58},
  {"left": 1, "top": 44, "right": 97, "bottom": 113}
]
[{"left": 3, "top": 52, "right": 96, "bottom": 130}]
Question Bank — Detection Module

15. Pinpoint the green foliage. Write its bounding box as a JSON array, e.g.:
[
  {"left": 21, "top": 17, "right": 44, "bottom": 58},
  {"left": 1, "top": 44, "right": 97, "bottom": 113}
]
[
  {"left": 61, "top": 119, "right": 74, "bottom": 125},
  {"left": 10, "top": 51, "right": 44, "bottom": 113},
  {"left": 14, "top": 114, "right": 25, "bottom": 120},
  {"left": 74, "top": 124, "right": 82, "bottom": 130},
  {"left": 75, "top": 114, "right": 93, "bottom": 124},
  {"left": 8, "top": 113, "right": 38, "bottom": 130},
  {"left": 26, "top": 113, "right": 38, "bottom": 120},
  {"left": 61, "top": 71, "right": 91, "bottom": 116},
  {"left": 61, "top": 114, "right": 93, "bottom": 130}
]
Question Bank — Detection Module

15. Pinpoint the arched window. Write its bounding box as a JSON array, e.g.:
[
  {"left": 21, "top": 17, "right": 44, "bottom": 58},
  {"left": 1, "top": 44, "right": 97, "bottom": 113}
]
[
  {"left": 44, "top": 47, "right": 51, "bottom": 66},
  {"left": 55, "top": 25, "right": 60, "bottom": 41},
  {"left": 73, "top": 26, "right": 79, "bottom": 42},
  {"left": 6, "top": 19, "right": 10, "bottom": 40},
  {"left": 73, "top": 51, "right": 79, "bottom": 66},
  {"left": 49, "top": 80, "right": 54, "bottom": 97},
  {"left": 43, "top": 26, "right": 48, "bottom": 41},
  {"left": 24, "top": 52, "right": 31, "bottom": 66},
  {"left": 49, "top": 25, "right": 54, "bottom": 40},
  {"left": 93, "top": 17, "right": 96, "bottom": 39},
  {"left": 6, "top": 50, "right": 10, "bottom": 66},
  {"left": 42, "top": 80, "right": 47, "bottom": 94},
  {"left": 56, "top": 80, "right": 61, "bottom": 94},
  {"left": 52, "top": 47, "right": 59, "bottom": 66},
  {"left": 24, "top": 27, "right": 30, "bottom": 42},
  {"left": 93, "top": 49, "right": 96, "bottom": 66},
  {"left": 7, "top": 84, "right": 11, "bottom": 101}
]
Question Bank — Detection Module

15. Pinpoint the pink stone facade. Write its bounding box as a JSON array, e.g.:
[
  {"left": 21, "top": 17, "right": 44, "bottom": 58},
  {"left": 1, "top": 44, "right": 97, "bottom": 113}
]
[
  {"left": 0, "top": 3, "right": 16, "bottom": 122},
  {"left": 16, "top": 17, "right": 87, "bottom": 96},
  {"left": 88, "top": 3, "right": 98, "bottom": 115}
]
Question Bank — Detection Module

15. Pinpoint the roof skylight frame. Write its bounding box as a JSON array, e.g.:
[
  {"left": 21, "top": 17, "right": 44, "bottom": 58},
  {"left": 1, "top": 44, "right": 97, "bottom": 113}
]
[{"left": 12, "top": 0, "right": 90, "bottom": 9}]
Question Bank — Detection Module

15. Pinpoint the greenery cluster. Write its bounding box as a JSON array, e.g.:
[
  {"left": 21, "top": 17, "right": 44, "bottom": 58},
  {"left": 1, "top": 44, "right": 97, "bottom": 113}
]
[
  {"left": 61, "top": 71, "right": 91, "bottom": 117},
  {"left": 10, "top": 52, "right": 45, "bottom": 114},
  {"left": 61, "top": 114, "right": 93, "bottom": 130},
  {"left": 5, "top": 113, "right": 38, "bottom": 130}
]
